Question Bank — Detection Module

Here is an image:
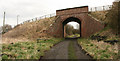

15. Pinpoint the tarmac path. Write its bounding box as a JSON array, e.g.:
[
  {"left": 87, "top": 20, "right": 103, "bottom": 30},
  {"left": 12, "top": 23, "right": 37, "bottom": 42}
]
[{"left": 41, "top": 38, "right": 92, "bottom": 60}]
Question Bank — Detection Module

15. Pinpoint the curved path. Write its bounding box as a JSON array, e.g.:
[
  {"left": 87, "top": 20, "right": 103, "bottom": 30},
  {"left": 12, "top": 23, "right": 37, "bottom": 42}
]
[{"left": 41, "top": 38, "right": 92, "bottom": 60}]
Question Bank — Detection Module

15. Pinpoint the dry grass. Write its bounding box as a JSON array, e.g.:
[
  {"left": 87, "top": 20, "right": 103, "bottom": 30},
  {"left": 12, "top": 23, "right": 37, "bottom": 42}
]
[
  {"left": 2, "top": 16, "right": 57, "bottom": 44},
  {"left": 96, "top": 27, "right": 119, "bottom": 41},
  {"left": 78, "top": 26, "right": 119, "bottom": 59},
  {"left": 89, "top": 11, "right": 108, "bottom": 22},
  {"left": 78, "top": 38, "right": 118, "bottom": 59},
  {"left": 2, "top": 37, "right": 31, "bottom": 44},
  {"left": 92, "top": 40, "right": 118, "bottom": 54}
]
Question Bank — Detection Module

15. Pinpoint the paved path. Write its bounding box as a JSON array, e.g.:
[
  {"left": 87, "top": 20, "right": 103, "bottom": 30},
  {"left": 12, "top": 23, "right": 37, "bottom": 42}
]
[{"left": 41, "top": 38, "right": 92, "bottom": 59}]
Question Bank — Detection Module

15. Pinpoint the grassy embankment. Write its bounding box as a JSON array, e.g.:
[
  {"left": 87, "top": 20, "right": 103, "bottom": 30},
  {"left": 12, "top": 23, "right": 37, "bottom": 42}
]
[
  {"left": 78, "top": 27, "right": 119, "bottom": 59},
  {"left": 2, "top": 38, "right": 63, "bottom": 59},
  {"left": 2, "top": 16, "right": 56, "bottom": 44}
]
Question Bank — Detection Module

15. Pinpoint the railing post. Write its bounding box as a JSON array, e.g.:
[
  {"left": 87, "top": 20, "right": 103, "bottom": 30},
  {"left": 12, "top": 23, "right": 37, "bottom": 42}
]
[
  {"left": 39, "top": 17, "right": 41, "bottom": 20},
  {"left": 95, "top": 7, "right": 97, "bottom": 11},
  {"left": 103, "top": 6, "right": 105, "bottom": 11},
  {"left": 50, "top": 14, "right": 52, "bottom": 18},
  {"left": 36, "top": 18, "right": 37, "bottom": 21},
  {"left": 20, "top": 13, "right": 55, "bottom": 25},
  {"left": 91, "top": 8, "right": 92, "bottom": 12}
]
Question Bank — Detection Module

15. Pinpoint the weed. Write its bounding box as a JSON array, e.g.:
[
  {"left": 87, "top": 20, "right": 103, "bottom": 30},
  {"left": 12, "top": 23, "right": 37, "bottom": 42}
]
[
  {"left": 2, "top": 55, "right": 8, "bottom": 59},
  {"left": 68, "top": 41, "right": 77, "bottom": 59}
]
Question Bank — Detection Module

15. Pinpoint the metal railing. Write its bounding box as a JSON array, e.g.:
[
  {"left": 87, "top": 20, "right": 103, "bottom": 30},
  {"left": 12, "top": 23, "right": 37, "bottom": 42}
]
[
  {"left": 19, "top": 13, "right": 56, "bottom": 25},
  {"left": 16, "top": 5, "right": 113, "bottom": 27},
  {"left": 89, "top": 5, "right": 113, "bottom": 12}
]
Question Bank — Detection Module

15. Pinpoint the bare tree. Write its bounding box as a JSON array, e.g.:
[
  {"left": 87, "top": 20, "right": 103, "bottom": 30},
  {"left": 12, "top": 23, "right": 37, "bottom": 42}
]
[{"left": 65, "top": 24, "right": 74, "bottom": 35}]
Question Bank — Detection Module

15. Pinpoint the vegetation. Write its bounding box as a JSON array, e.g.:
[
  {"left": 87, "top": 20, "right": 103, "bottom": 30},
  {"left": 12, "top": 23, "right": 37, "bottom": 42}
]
[
  {"left": 77, "top": 24, "right": 119, "bottom": 59},
  {"left": 2, "top": 38, "right": 63, "bottom": 59},
  {"left": 87, "top": 3, "right": 120, "bottom": 59},
  {"left": 67, "top": 34, "right": 80, "bottom": 38},
  {"left": 78, "top": 38, "right": 118, "bottom": 59},
  {"left": 2, "top": 24, "right": 12, "bottom": 34},
  {"left": 65, "top": 24, "right": 74, "bottom": 35},
  {"left": 68, "top": 41, "right": 77, "bottom": 59},
  {"left": 89, "top": 11, "right": 108, "bottom": 22},
  {"left": 2, "top": 16, "right": 56, "bottom": 41},
  {"left": 65, "top": 24, "right": 80, "bottom": 38},
  {"left": 106, "top": 2, "right": 119, "bottom": 33},
  {"left": 0, "top": 44, "right": 2, "bottom": 60},
  {"left": 89, "top": 2, "right": 119, "bottom": 35}
]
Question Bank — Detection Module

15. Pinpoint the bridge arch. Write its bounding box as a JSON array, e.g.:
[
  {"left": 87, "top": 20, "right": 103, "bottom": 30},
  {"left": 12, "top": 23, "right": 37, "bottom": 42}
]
[
  {"left": 47, "top": 6, "right": 104, "bottom": 38},
  {"left": 62, "top": 17, "right": 81, "bottom": 38}
]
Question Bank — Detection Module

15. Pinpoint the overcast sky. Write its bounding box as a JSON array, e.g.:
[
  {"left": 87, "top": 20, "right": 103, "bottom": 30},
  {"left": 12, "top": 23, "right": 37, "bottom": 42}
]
[{"left": 0, "top": 0, "right": 115, "bottom": 27}]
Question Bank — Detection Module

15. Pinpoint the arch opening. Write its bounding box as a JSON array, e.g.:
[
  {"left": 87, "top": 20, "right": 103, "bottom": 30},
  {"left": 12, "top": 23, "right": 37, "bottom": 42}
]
[{"left": 62, "top": 17, "right": 81, "bottom": 38}]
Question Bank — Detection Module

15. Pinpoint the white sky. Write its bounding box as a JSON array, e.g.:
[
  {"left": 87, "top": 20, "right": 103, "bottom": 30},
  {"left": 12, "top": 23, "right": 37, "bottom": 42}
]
[
  {"left": 67, "top": 22, "right": 79, "bottom": 29},
  {"left": 0, "top": 0, "right": 115, "bottom": 27}
]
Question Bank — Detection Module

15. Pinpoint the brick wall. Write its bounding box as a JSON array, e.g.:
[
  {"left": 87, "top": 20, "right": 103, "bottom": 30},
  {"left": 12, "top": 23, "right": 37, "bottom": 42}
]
[
  {"left": 56, "top": 6, "right": 88, "bottom": 16},
  {"left": 47, "top": 6, "right": 104, "bottom": 38}
]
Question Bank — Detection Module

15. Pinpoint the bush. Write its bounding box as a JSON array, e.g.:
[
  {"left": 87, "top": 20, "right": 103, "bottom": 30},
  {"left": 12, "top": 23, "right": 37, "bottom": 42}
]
[
  {"left": 105, "top": 2, "right": 119, "bottom": 34},
  {"left": 90, "top": 34, "right": 107, "bottom": 42},
  {"left": 2, "top": 24, "right": 12, "bottom": 34}
]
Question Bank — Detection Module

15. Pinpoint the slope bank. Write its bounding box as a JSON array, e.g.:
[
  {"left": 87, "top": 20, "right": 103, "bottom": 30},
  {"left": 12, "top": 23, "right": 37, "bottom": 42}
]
[{"left": 2, "top": 16, "right": 57, "bottom": 44}]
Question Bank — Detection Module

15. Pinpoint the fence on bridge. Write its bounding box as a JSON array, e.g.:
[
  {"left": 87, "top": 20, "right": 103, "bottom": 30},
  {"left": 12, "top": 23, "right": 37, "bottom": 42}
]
[
  {"left": 89, "top": 5, "right": 112, "bottom": 12},
  {"left": 19, "top": 13, "right": 56, "bottom": 25},
  {"left": 16, "top": 5, "right": 113, "bottom": 27}
]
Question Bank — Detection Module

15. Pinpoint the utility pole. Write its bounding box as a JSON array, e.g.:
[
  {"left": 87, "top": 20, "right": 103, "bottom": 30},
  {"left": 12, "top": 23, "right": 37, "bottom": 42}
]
[
  {"left": 3, "top": 12, "right": 5, "bottom": 26},
  {"left": 17, "top": 15, "right": 19, "bottom": 25},
  {"left": 3, "top": 12, "right": 5, "bottom": 33}
]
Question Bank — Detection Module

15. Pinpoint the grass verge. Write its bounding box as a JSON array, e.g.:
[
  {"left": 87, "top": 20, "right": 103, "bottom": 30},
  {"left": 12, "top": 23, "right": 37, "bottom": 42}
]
[
  {"left": 68, "top": 41, "right": 77, "bottom": 60},
  {"left": 78, "top": 38, "right": 118, "bottom": 59},
  {"left": 2, "top": 38, "right": 63, "bottom": 59}
]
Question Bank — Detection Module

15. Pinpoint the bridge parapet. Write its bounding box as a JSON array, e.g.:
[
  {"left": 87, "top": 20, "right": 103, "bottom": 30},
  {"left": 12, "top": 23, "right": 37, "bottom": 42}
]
[{"left": 56, "top": 6, "right": 88, "bottom": 16}]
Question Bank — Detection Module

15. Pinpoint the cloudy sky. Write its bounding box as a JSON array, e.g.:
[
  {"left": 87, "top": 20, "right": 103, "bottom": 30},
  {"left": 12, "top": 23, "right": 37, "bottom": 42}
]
[{"left": 0, "top": 0, "right": 115, "bottom": 27}]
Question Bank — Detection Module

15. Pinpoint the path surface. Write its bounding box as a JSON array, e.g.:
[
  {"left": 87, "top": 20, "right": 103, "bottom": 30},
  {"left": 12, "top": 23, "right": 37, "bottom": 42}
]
[{"left": 41, "top": 38, "right": 91, "bottom": 59}]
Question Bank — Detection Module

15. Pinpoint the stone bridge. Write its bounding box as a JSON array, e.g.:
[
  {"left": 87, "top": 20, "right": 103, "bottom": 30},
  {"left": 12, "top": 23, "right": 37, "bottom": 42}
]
[{"left": 47, "top": 6, "right": 104, "bottom": 38}]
